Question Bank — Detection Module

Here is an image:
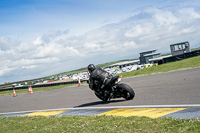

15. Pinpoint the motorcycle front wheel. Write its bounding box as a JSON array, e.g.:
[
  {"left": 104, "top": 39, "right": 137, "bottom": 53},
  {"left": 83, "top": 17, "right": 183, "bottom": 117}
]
[{"left": 116, "top": 83, "right": 135, "bottom": 100}]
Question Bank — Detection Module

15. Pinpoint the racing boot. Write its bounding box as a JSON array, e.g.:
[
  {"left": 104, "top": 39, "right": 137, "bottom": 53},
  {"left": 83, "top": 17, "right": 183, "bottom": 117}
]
[
  {"left": 104, "top": 90, "right": 109, "bottom": 97},
  {"left": 108, "top": 92, "right": 113, "bottom": 101}
]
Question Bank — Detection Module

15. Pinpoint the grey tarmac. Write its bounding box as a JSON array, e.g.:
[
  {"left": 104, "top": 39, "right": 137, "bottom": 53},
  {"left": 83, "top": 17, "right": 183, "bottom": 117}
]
[{"left": 0, "top": 67, "right": 200, "bottom": 115}]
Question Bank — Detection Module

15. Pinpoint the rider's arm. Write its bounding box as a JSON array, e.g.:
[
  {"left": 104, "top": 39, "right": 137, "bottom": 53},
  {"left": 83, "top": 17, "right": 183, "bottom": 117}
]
[{"left": 89, "top": 77, "right": 94, "bottom": 90}]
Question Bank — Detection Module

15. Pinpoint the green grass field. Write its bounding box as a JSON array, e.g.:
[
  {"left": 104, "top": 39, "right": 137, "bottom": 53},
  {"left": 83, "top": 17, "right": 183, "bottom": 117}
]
[
  {"left": 0, "top": 115, "right": 200, "bottom": 133},
  {"left": 1, "top": 55, "right": 200, "bottom": 132}
]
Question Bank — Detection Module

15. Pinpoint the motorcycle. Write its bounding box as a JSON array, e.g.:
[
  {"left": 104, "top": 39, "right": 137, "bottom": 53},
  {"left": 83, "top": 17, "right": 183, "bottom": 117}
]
[{"left": 87, "top": 75, "right": 135, "bottom": 101}]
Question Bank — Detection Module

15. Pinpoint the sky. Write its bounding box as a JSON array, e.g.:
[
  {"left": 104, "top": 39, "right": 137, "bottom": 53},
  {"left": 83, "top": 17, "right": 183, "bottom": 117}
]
[{"left": 0, "top": 0, "right": 200, "bottom": 84}]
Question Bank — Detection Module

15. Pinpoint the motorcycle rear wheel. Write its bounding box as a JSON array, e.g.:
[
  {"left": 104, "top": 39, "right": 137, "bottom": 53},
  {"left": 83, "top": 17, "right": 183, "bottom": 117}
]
[{"left": 117, "top": 83, "right": 135, "bottom": 100}]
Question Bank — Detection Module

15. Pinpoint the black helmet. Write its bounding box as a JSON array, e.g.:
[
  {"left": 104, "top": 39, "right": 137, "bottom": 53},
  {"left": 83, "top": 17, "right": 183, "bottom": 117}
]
[{"left": 88, "top": 64, "right": 96, "bottom": 73}]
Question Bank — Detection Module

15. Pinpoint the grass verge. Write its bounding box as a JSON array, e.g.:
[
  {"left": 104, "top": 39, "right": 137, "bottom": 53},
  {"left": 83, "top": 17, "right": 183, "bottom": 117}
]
[
  {"left": 0, "top": 115, "right": 199, "bottom": 133},
  {"left": 118, "top": 55, "right": 200, "bottom": 78}
]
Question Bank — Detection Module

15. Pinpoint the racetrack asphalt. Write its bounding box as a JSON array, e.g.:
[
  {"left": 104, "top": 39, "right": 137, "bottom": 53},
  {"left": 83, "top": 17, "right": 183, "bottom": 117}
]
[{"left": 0, "top": 67, "right": 200, "bottom": 118}]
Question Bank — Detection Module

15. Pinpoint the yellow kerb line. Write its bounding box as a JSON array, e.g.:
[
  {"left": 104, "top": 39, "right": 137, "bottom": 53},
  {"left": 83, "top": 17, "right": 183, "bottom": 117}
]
[
  {"left": 24, "top": 110, "right": 68, "bottom": 116},
  {"left": 97, "top": 108, "right": 187, "bottom": 118}
]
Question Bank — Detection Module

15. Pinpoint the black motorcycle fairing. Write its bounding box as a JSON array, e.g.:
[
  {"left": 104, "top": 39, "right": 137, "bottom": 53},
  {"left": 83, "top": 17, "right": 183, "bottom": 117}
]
[
  {"left": 88, "top": 74, "right": 135, "bottom": 101},
  {"left": 109, "top": 75, "right": 120, "bottom": 85}
]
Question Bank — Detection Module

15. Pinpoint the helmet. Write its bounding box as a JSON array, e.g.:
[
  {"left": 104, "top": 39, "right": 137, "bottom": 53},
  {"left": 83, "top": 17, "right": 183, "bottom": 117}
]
[{"left": 87, "top": 64, "right": 96, "bottom": 73}]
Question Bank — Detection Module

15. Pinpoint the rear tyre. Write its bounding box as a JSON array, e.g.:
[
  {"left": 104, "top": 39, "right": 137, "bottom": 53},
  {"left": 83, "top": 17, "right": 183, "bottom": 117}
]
[
  {"left": 95, "top": 92, "right": 109, "bottom": 102},
  {"left": 117, "top": 84, "right": 135, "bottom": 100}
]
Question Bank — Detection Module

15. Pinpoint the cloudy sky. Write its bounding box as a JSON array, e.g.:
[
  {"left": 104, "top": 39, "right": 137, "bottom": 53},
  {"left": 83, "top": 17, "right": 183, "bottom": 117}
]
[{"left": 0, "top": 0, "right": 200, "bottom": 84}]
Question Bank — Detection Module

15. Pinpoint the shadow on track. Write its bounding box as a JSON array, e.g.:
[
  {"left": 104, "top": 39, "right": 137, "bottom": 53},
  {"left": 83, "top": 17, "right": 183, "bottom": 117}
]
[{"left": 74, "top": 99, "right": 126, "bottom": 108}]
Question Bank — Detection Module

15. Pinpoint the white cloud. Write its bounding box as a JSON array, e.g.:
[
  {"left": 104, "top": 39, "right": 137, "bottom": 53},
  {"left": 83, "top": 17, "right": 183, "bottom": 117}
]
[
  {"left": 152, "top": 10, "right": 180, "bottom": 26},
  {"left": 178, "top": 8, "right": 200, "bottom": 19},
  {"left": 178, "top": 27, "right": 196, "bottom": 35},
  {"left": 34, "top": 44, "right": 60, "bottom": 58},
  {"left": 21, "top": 65, "right": 37, "bottom": 69},
  {"left": 0, "top": 37, "right": 20, "bottom": 51},
  {"left": 65, "top": 46, "right": 83, "bottom": 57},
  {"left": 33, "top": 37, "right": 44, "bottom": 45},
  {"left": 0, "top": 66, "right": 15, "bottom": 76},
  {"left": 1, "top": 4, "right": 200, "bottom": 83},
  {"left": 84, "top": 42, "right": 100, "bottom": 49},
  {"left": 123, "top": 41, "right": 138, "bottom": 48},
  {"left": 125, "top": 24, "right": 153, "bottom": 38}
]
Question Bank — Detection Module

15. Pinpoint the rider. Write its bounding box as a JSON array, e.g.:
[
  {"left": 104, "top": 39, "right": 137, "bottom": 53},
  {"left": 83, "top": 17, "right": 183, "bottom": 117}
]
[{"left": 87, "top": 64, "right": 113, "bottom": 95}]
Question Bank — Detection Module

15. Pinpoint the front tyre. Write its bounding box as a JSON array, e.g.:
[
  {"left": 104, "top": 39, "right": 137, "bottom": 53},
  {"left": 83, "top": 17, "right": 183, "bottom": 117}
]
[{"left": 117, "top": 84, "right": 135, "bottom": 100}]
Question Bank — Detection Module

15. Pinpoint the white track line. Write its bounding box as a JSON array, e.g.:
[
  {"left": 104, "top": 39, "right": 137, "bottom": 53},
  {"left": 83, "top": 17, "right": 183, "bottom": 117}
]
[{"left": 1, "top": 104, "right": 200, "bottom": 115}]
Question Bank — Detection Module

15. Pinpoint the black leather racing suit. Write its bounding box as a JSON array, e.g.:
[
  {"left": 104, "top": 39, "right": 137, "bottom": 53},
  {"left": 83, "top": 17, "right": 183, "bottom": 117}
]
[{"left": 89, "top": 67, "right": 113, "bottom": 92}]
